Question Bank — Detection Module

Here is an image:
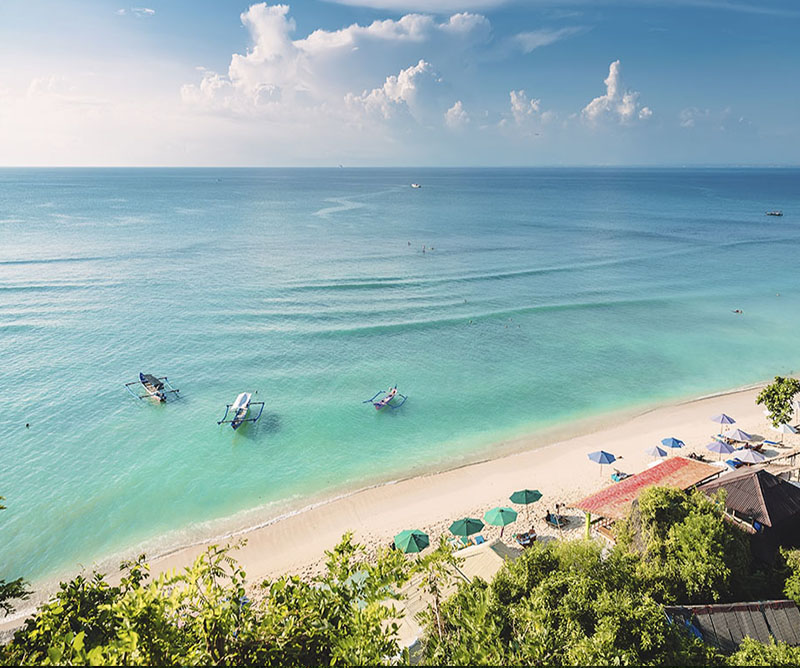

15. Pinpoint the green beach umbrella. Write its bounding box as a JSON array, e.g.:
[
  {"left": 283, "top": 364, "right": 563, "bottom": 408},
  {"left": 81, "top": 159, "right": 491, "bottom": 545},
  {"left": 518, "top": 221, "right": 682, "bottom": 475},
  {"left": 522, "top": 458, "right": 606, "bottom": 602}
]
[
  {"left": 509, "top": 489, "right": 542, "bottom": 522},
  {"left": 394, "top": 529, "right": 429, "bottom": 554},
  {"left": 449, "top": 517, "right": 484, "bottom": 537},
  {"left": 484, "top": 506, "right": 518, "bottom": 537}
]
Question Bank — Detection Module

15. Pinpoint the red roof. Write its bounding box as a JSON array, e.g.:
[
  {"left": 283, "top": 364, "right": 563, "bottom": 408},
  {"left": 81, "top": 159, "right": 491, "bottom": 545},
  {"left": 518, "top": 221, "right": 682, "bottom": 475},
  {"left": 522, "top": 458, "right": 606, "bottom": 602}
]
[{"left": 574, "top": 457, "right": 721, "bottom": 520}]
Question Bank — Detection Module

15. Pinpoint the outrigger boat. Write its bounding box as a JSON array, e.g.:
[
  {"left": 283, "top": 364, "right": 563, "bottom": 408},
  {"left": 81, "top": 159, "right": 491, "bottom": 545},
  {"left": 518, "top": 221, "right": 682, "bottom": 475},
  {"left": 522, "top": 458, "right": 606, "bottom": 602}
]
[
  {"left": 124, "top": 373, "right": 180, "bottom": 402},
  {"left": 363, "top": 385, "right": 407, "bottom": 410},
  {"left": 217, "top": 392, "right": 265, "bottom": 430},
  {"left": 766, "top": 210, "right": 783, "bottom": 216}
]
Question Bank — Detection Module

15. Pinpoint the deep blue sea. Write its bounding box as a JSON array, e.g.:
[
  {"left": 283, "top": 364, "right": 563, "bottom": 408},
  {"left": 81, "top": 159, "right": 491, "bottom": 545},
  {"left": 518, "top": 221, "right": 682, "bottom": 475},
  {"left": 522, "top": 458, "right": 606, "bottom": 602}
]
[{"left": 1, "top": 167, "right": 799, "bottom": 585}]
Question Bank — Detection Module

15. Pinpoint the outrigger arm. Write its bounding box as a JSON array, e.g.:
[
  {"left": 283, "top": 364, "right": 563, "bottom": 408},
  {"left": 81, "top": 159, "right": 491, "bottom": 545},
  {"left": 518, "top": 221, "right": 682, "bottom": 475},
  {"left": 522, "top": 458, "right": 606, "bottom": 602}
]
[
  {"left": 217, "top": 401, "right": 265, "bottom": 425},
  {"left": 124, "top": 376, "right": 180, "bottom": 400}
]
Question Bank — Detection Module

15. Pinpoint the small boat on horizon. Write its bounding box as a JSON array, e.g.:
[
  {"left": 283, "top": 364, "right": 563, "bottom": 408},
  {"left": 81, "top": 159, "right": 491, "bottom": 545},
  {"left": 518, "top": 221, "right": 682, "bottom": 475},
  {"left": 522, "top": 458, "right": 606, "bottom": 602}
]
[
  {"left": 411, "top": 183, "right": 422, "bottom": 189},
  {"left": 124, "top": 372, "right": 180, "bottom": 402},
  {"left": 217, "top": 392, "right": 265, "bottom": 430},
  {"left": 766, "top": 210, "right": 783, "bottom": 216}
]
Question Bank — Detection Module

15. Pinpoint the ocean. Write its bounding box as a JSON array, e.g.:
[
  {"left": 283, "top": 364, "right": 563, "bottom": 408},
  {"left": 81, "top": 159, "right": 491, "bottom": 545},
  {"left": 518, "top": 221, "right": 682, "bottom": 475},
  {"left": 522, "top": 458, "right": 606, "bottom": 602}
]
[{"left": 1, "top": 167, "right": 799, "bottom": 586}]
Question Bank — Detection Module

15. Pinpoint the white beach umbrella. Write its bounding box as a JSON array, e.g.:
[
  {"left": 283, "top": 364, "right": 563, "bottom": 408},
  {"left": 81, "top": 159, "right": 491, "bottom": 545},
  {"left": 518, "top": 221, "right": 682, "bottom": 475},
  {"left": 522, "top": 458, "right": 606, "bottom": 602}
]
[
  {"left": 734, "top": 448, "right": 766, "bottom": 464},
  {"left": 771, "top": 422, "right": 797, "bottom": 443}
]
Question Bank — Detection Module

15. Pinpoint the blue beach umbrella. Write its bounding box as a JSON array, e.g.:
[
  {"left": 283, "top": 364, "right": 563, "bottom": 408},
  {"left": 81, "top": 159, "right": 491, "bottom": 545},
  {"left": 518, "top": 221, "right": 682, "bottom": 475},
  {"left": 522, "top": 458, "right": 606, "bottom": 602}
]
[
  {"left": 588, "top": 450, "right": 616, "bottom": 475},
  {"left": 661, "top": 437, "right": 685, "bottom": 451},
  {"left": 706, "top": 440, "right": 734, "bottom": 460},
  {"left": 711, "top": 413, "right": 736, "bottom": 426},
  {"left": 645, "top": 445, "right": 668, "bottom": 459}
]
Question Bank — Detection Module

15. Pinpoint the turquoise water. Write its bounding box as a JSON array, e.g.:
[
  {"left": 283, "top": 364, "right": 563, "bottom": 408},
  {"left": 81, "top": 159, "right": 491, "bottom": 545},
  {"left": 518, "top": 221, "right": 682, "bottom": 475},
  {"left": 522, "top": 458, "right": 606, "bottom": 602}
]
[{"left": 2, "top": 167, "right": 800, "bottom": 585}]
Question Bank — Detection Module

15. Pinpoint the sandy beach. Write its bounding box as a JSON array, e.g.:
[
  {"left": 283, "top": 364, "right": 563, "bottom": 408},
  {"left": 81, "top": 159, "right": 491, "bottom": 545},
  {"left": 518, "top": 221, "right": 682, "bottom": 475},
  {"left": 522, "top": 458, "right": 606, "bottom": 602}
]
[
  {"left": 141, "top": 381, "right": 796, "bottom": 584},
  {"left": 4, "top": 380, "right": 798, "bottom": 636}
]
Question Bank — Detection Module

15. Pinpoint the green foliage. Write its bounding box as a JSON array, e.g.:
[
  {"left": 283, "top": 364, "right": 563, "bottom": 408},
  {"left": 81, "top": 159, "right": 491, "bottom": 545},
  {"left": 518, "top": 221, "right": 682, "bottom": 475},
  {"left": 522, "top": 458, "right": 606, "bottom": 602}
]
[
  {"left": 727, "top": 637, "right": 800, "bottom": 666},
  {"left": 1, "top": 495, "right": 31, "bottom": 617},
  {"left": 420, "top": 539, "right": 716, "bottom": 666},
  {"left": 756, "top": 376, "right": 800, "bottom": 428},
  {"left": 1, "top": 534, "right": 412, "bottom": 666},
  {"left": 624, "top": 487, "right": 751, "bottom": 604},
  {"left": 781, "top": 548, "right": 800, "bottom": 606}
]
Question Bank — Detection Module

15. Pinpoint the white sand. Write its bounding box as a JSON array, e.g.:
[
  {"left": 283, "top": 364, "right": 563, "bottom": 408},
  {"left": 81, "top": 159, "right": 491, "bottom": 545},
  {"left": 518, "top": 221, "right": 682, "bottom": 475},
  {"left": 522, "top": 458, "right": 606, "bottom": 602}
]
[
  {"left": 141, "top": 382, "right": 798, "bottom": 584},
  {"left": 4, "top": 382, "right": 797, "bottom": 634}
]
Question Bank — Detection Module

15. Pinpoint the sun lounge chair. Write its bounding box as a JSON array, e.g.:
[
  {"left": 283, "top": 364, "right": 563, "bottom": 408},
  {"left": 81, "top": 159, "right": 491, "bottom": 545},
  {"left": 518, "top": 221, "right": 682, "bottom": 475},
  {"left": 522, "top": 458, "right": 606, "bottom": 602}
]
[
  {"left": 763, "top": 439, "right": 780, "bottom": 446},
  {"left": 473, "top": 534, "right": 486, "bottom": 545},
  {"left": 546, "top": 515, "right": 567, "bottom": 528},
  {"left": 725, "top": 458, "right": 744, "bottom": 470}
]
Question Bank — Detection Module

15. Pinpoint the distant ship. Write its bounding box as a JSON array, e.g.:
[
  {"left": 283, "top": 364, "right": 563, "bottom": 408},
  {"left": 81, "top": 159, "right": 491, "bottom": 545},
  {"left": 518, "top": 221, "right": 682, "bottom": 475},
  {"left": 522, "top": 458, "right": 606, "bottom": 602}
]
[
  {"left": 766, "top": 210, "right": 783, "bottom": 216},
  {"left": 411, "top": 183, "right": 422, "bottom": 189}
]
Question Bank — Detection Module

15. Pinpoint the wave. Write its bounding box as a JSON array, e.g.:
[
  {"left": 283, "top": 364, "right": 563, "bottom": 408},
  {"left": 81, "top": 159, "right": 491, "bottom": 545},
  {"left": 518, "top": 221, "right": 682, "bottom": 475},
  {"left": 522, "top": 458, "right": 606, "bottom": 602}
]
[{"left": 304, "top": 296, "right": 667, "bottom": 338}]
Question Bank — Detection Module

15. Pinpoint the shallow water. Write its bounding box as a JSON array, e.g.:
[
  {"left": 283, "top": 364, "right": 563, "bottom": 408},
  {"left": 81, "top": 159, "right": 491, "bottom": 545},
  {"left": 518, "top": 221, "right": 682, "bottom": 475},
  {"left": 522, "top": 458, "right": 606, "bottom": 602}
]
[{"left": 1, "top": 167, "right": 799, "bottom": 584}]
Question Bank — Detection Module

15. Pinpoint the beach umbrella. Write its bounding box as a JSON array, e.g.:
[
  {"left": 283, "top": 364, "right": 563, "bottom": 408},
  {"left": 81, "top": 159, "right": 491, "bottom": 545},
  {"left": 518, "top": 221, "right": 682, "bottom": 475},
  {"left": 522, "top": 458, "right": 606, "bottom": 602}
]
[
  {"left": 661, "top": 437, "right": 685, "bottom": 452},
  {"left": 771, "top": 422, "right": 797, "bottom": 443},
  {"left": 588, "top": 450, "right": 616, "bottom": 475},
  {"left": 484, "top": 507, "right": 518, "bottom": 537},
  {"left": 645, "top": 445, "right": 668, "bottom": 459},
  {"left": 725, "top": 428, "right": 752, "bottom": 443},
  {"left": 734, "top": 448, "right": 766, "bottom": 464},
  {"left": 711, "top": 413, "right": 736, "bottom": 426},
  {"left": 510, "top": 489, "right": 543, "bottom": 522},
  {"left": 706, "top": 440, "right": 734, "bottom": 460},
  {"left": 394, "top": 529, "right": 429, "bottom": 554},
  {"left": 449, "top": 517, "right": 484, "bottom": 537}
]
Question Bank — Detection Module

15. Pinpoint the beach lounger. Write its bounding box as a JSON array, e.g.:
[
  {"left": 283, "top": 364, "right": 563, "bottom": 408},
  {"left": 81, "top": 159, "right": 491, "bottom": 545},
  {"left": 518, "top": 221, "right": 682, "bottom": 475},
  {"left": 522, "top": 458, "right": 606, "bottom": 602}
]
[
  {"left": 546, "top": 515, "right": 567, "bottom": 529},
  {"left": 763, "top": 440, "right": 780, "bottom": 446},
  {"left": 473, "top": 534, "right": 485, "bottom": 545},
  {"left": 725, "top": 458, "right": 744, "bottom": 470}
]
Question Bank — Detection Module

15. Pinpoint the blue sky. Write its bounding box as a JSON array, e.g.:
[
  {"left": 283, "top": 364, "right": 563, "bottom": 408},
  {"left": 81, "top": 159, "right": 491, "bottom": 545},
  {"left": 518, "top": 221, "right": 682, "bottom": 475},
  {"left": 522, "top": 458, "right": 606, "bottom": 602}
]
[{"left": 0, "top": 0, "right": 798, "bottom": 166}]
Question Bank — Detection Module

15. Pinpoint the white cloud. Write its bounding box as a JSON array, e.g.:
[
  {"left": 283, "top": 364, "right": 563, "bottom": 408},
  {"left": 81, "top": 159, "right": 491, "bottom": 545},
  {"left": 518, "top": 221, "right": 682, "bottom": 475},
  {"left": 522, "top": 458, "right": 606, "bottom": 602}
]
[
  {"left": 444, "top": 100, "right": 469, "bottom": 129},
  {"left": 581, "top": 60, "right": 652, "bottom": 125},
  {"left": 345, "top": 59, "right": 442, "bottom": 122},
  {"left": 513, "top": 27, "right": 583, "bottom": 53},
  {"left": 182, "top": 2, "right": 488, "bottom": 124},
  {"left": 132, "top": 7, "right": 155, "bottom": 17},
  {"left": 324, "top": 0, "right": 511, "bottom": 11},
  {"left": 509, "top": 89, "right": 540, "bottom": 123}
]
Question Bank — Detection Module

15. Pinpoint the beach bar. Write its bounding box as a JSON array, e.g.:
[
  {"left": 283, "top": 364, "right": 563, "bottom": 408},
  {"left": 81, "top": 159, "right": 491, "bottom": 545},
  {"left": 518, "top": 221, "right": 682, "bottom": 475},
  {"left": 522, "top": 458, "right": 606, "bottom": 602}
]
[{"left": 574, "top": 457, "right": 722, "bottom": 540}]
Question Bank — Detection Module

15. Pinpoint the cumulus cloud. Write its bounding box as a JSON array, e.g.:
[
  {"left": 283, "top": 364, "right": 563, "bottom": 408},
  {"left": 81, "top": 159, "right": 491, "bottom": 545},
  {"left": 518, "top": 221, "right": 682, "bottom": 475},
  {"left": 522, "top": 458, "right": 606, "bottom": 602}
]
[
  {"left": 345, "top": 59, "right": 443, "bottom": 122},
  {"left": 324, "top": 0, "right": 511, "bottom": 11},
  {"left": 513, "top": 27, "right": 583, "bottom": 53},
  {"left": 581, "top": 60, "right": 652, "bottom": 125},
  {"left": 444, "top": 100, "right": 469, "bottom": 129},
  {"left": 182, "top": 3, "right": 487, "bottom": 120},
  {"left": 509, "top": 89, "right": 540, "bottom": 123}
]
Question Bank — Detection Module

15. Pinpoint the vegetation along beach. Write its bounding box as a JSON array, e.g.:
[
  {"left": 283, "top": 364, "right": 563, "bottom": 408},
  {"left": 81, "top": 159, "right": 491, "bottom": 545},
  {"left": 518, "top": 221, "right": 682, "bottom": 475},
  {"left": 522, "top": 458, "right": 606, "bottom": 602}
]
[{"left": 2, "top": 0, "right": 800, "bottom": 665}]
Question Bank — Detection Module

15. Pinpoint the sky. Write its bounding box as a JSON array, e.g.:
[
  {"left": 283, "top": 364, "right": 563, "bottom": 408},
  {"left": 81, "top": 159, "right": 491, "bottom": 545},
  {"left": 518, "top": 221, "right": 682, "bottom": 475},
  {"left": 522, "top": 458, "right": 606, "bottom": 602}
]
[{"left": 0, "top": 0, "right": 798, "bottom": 166}]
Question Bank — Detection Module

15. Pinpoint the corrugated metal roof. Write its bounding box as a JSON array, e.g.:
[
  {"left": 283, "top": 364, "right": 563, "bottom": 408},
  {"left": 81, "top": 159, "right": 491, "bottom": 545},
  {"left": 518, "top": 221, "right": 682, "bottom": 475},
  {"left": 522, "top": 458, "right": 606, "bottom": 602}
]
[
  {"left": 573, "top": 457, "right": 720, "bottom": 520},
  {"left": 665, "top": 600, "right": 800, "bottom": 652},
  {"left": 697, "top": 467, "right": 800, "bottom": 527}
]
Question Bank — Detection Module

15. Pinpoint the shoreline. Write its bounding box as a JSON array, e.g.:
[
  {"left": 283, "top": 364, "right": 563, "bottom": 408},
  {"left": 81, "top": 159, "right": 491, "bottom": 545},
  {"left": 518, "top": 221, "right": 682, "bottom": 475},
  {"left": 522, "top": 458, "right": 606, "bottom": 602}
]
[{"left": 5, "top": 377, "right": 794, "bottom": 630}]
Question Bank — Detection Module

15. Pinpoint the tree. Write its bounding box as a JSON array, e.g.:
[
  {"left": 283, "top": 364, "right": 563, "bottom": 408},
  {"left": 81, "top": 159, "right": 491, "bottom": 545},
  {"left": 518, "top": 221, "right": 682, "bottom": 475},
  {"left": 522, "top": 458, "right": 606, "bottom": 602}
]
[
  {"left": 1, "top": 535, "right": 412, "bottom": 666},
  {"left": 618, "top": 487, "right": 752, "bottom": 604},
  {"left": 420, "top": 539, "right": 716, "bottom": 666},
  {"left": 781, "top": 548, "right": 800, "bottom": 606},
  {"left": 0, "top": 496, "right": 30, "bottom": 617},
  {"left": 756, "top": 376, "right": 800, "bottom": 428},
  {"left": 728, "top": 637, "right": 800, "bottom": 666}
]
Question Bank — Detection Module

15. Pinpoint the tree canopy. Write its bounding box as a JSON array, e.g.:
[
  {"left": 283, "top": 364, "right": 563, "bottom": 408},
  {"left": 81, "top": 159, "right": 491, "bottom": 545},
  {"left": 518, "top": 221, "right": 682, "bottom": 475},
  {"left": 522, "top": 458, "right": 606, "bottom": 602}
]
[{"left": 756, "top": 376, "right": 800, "bottom": 427}]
